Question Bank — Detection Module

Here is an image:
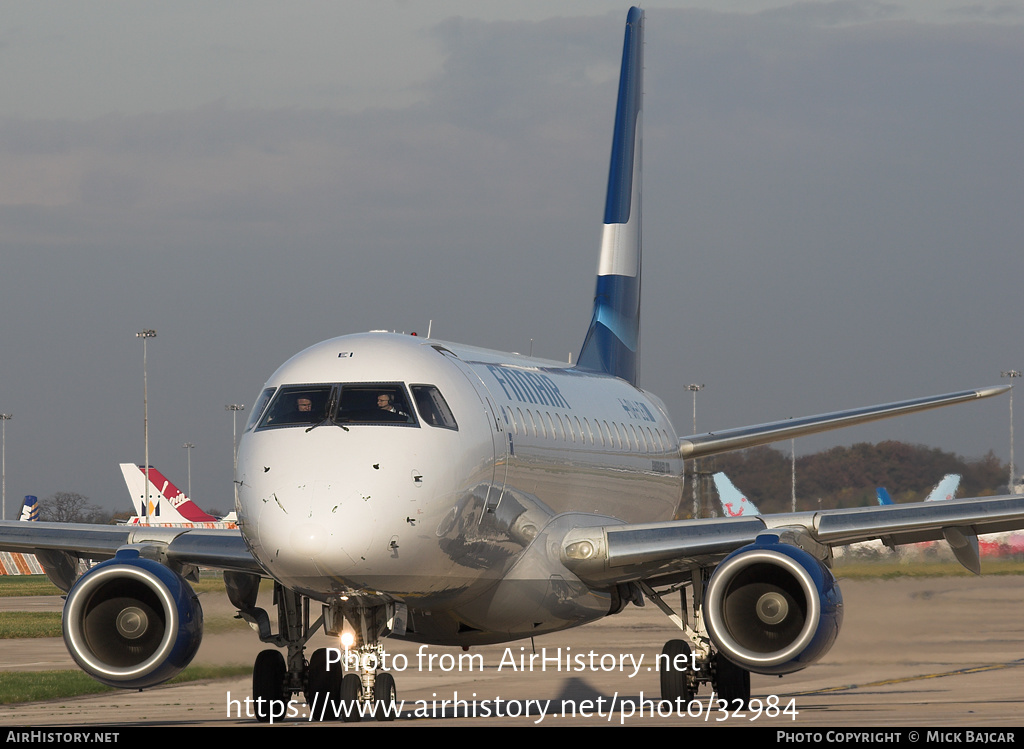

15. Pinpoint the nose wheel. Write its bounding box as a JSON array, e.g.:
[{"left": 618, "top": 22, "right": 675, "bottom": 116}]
[
  {"left": 306, "top": 647, "right": 342, "bottom": 719},
  {"left": 235, "top": 576, "right": 404, "bottom": 723},
  {"left": 252, "top": 649, "right": 287, "bottom": 723},
  {"left": 340, "top": 673, "right": 363, "bottom": 722}
]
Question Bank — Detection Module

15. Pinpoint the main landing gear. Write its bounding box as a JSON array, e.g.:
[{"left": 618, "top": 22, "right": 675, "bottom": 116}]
[
  {"left": 644, "top": 570, "right": 752, "bottom": 708},
  {"left": 225, "top": 572, "right": 403, "bottom": 723}
]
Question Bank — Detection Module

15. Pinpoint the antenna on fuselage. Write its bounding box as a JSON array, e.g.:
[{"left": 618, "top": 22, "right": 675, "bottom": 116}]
[{"left": 427, "top": 319, "right": 433, "bottom": 339}]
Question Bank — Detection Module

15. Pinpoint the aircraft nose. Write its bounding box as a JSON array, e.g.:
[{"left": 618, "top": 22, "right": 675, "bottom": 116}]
[
  {"left": 241, "top": 477, "right": 375, "bottom": 582},
  {"left": 280, "top": 518, "right": 331, "bottom": 558}
]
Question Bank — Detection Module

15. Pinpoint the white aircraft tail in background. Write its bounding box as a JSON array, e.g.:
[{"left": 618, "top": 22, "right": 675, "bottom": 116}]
[
  {"left": 877, "top": 473, "right": 960, "bottom": 505},
  {"left": 119, "top": 463, "right": 236, "bottom": 528},
  {"left": 712, "top": 472, "right": 761, "bottom": 517},
  {"left": 925, "top": 473, "right": 961, "bottom": 502}
]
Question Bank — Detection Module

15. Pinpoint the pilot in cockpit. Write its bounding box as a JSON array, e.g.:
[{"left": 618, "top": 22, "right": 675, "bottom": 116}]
[{"left": 377, "top": 393, "right": 409, "bottom": 419}]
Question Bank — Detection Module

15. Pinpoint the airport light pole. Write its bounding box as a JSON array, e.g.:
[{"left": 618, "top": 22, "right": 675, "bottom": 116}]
[
  {"left": 1001, "top": 370, "right": 1021, "bottom": 493},
  {"left": 686, "top": 384, "right": 704, "bottom": 517},
  {"left": 182, "top": 442, "right": 195, "bottom": 499},
  {"left": 225, "top": 405, "right": 245, "bottom": 472},
  {"left": 791, "top": 436, "right": 797, "bottom": 513},
  {"left": 137, "top": 329, "right": 156, "bottom": 522},
  {"left": 0, "top": 414, "right": 10, "bottom": 521}
]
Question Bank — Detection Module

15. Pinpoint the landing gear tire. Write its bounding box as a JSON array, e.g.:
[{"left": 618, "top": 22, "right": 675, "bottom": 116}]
[
  {"left": 373, "top": 671, "right": 398, "bottom": 722},
  {"left": 660, "top": 639, "right": 695, "bottom": 706},
  {"left": 715, "top": 653, "right": 751, "bottom": 708},
  {"left": 340, "top": 672, "right": 363, "bottom": 723},
  {"left": 253, "top": 649, "right": 287, "bottom": 724},
  {"left": 307, "top": 648, "right": 342, "bottom": 721}
]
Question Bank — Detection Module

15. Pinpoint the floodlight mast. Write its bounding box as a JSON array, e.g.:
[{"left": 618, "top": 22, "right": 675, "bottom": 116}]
[
  {"left": 686, "top": 384, "right": 705, "bottom": 517},
  {"left": 1002, "top": 370, "right": 1021, "bottom": 492},
  {"left": 0, "top": 414, "right": 11, "bottom": 521},
  {"left": 136, "top": 329, "right": 156, "bottom": 522},
  {"left": 182, "top": 442, "right": 195, "bottom": 500}
]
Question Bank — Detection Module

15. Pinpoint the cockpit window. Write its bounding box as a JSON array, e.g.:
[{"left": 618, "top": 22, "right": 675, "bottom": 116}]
[
  {"left": 255, "top": 383, "right": 422, "bottom": 429},
  {"left": 259, "top": 385, "right": 334, "bottom": 428},
  {"left": 246, "top": 387, "right": 277, "bottom": 432},
  {"left": 411, "top": 385, "right": 458, "bottom": 430},
  {"left": 335, "top": 384, "right": 416, "bottom": 425}
]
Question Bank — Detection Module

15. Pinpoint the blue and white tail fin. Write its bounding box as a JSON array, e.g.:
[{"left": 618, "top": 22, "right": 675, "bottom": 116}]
[
  {"left": 712, "top": 472, "right": 761, "bottom": 517},
  {"left": 577, "top": 7, "right": 644, "bottom": 385},
  {"left": 0, "top": 496, "right": 43, "bottom": 575},
  {"left": 876, "top": 487, "right": 894, "bottom": 506},
  {"left": 19, "top": 495, "right": 39, "bottom": 522}
]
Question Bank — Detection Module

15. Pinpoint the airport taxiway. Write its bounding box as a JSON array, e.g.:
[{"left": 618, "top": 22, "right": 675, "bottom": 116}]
[{"left": 2, "top": 575, "right": 1022, "bottom": 727}]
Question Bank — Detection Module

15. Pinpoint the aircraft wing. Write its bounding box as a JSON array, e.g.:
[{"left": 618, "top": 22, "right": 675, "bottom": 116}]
[
  {"left": 679, "top": 386, "right": 1008, "bottom": 459},
  {"left": 0, "top": 520, "right": 263, "bottom": 580},
  {"left": 560, "top": 493, "right": 1024, "bottom": 586}
]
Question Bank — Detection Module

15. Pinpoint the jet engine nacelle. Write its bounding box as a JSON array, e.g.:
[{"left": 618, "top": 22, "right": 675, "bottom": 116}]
[
  {"left": 703, "top": 540, "right": 843, "bottom": 675},
  {"left": 62, "top": 549, "right": 204, "bottom": 689}
]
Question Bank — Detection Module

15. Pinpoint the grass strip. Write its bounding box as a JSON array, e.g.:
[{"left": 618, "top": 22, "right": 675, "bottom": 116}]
[{"left": 0, "top": 666, "right": 253, "bottom": 705}]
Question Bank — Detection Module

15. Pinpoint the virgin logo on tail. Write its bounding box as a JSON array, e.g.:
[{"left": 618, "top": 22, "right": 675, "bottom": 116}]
[{"left": 119, "top": 463, "right": 236, "bottom": 527}]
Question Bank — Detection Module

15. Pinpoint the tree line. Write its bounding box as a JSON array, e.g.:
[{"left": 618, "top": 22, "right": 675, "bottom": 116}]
[{"left": 690, "top": 440, "right": 1009, "bottom": 515}]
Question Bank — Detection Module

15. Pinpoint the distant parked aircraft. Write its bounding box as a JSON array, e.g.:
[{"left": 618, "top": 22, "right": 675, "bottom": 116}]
[{"left": 119, "top": 463, "right": 236, "bottom": 528}]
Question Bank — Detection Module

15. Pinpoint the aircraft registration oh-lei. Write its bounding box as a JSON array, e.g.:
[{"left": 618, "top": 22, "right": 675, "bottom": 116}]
[{"left": 2, "top": 6, "right": 1024, "bottom": 723}]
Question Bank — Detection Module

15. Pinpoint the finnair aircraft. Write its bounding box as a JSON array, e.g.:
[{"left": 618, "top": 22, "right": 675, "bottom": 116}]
[{"left": 2, "top": 7, "right": 1024, "bottom": 722}]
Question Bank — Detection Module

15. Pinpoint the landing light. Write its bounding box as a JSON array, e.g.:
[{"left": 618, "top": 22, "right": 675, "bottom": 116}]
[
  {"left": 340, "top": 631, "right": 355, "bottom": 649},
  {"left": 565, "top": 540, "right": 595, "bottom": 560}
]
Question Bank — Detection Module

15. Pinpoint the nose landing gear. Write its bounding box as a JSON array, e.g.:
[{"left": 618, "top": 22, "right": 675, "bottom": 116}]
[{"left": 229, "top": 572, "right": 404, "bottom": 723}]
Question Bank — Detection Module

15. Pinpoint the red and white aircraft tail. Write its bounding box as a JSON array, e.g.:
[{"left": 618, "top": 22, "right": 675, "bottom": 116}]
[{"left": 119, "top": 463, "right": 236, "bottom": 528}]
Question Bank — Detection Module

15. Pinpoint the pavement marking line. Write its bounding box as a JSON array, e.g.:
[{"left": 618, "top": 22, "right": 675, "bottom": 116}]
[{"left": 791, "top": 659, "right": 1024, "bottom": 695}]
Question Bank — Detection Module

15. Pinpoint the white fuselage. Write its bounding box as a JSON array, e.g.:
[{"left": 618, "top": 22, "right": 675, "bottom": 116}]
[{"left": 235, "top": 332, "right": 683, "bottom": 644}]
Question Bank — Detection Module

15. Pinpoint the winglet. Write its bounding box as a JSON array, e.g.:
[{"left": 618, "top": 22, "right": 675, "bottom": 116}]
[{"left": 577, "top": 7, "right": 644, "bottom": 385}]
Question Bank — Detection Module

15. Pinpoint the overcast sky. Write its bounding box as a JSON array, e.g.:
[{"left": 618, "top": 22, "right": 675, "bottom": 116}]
[{"left": 1, "top": 1, "right": 1021, "bottom": 515}]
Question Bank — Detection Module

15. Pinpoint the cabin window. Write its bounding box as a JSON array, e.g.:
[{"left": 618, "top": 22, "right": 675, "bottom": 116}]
[
  {"left": 410, "top": 385, "right": 458, "bottom": 431},
  {"left": 503, "top": 406, "right": 517, "bottom": 436},
  {"left": 553, "top": 412, "right": 566, "bottom": 441},
  {"left": 616, "top": 422, "right": 629, "bottom": 451}
]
